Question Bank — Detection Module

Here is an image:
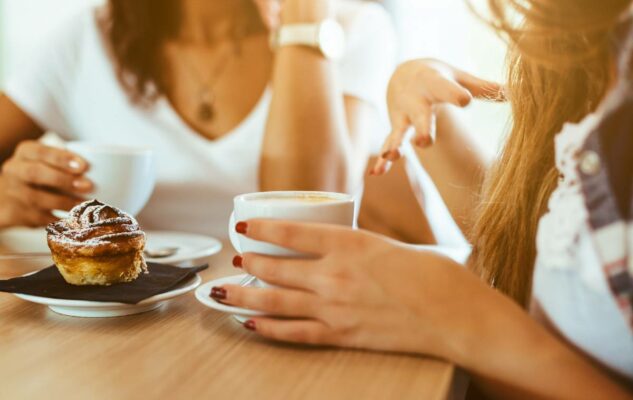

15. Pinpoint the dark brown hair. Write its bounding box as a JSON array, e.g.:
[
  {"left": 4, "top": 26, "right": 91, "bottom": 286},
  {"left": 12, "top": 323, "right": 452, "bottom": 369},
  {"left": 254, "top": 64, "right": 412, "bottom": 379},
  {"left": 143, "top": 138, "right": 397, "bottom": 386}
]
[{"left": 100, "top": 0, "right": 265, "bottom": 105}]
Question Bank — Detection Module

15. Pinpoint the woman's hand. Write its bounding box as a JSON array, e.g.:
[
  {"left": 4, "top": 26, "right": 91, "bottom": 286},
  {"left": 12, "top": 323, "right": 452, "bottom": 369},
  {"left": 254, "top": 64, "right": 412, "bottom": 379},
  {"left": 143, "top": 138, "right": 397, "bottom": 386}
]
[
  {"left": 372, "top": 59, "right": 505, "bottom": 175},
  {"left": 213, "top": 220, "right": 633, "bottom": 399},
  {"left": 212, "top": 219, "right": 473, "bottom": 358},
  {"left": 0, "top": 140, "right": 92, "bottom": 228}
]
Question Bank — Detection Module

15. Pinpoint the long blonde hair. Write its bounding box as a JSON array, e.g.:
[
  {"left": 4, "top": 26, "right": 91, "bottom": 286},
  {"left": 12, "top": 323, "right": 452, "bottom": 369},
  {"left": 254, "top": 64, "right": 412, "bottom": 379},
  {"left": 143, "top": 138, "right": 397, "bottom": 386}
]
[{"left": 470, "top": 0, "right": 631, "bottom": 306}]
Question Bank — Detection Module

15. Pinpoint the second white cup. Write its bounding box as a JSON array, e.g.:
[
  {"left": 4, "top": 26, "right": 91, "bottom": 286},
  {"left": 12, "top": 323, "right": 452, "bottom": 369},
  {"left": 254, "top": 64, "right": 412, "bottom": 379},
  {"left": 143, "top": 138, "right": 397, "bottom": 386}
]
[{"left": 66, "top": 142, "right": 155, "bottom": 216}]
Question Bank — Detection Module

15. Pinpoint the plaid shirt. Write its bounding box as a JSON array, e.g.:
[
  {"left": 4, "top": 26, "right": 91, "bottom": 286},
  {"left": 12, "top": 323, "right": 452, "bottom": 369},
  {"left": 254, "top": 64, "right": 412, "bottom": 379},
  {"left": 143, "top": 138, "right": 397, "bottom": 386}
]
[{"left": 579, "top": 34, "right": 633, "bottom": 331}]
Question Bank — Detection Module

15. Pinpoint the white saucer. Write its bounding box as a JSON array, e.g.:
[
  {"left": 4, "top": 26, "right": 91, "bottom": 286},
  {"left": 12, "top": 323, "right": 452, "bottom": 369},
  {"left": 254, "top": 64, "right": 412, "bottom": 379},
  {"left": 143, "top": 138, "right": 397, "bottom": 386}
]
[
  {"left": 14, "top": 274, "right": 202, "bottom": 318},
  {"left": 195, "top": 274, "right": 265, "bottom": 319},
  {"left": 0, "top": 227, "right": 49, "bottom": 253},
  {"left": 145, "top": 231, "right": 222, "bottom": 265},
  {"left": 0, "top": 228, "right": 222, "bottom": 267}
]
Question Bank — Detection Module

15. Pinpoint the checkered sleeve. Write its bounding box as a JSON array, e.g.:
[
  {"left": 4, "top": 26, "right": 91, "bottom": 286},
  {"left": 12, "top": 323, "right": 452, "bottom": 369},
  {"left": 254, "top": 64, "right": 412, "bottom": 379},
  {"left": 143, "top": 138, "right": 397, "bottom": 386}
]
[{"left": 580, "top": 88, "right": 633, "bottom": 331}]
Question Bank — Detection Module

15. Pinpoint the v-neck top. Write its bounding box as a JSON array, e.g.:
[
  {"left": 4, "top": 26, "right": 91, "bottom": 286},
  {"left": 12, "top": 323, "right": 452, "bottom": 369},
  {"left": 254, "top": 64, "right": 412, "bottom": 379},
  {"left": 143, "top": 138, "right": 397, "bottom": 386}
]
[{"left": 5, "top": 4, "right": 397, "bottom": 238}]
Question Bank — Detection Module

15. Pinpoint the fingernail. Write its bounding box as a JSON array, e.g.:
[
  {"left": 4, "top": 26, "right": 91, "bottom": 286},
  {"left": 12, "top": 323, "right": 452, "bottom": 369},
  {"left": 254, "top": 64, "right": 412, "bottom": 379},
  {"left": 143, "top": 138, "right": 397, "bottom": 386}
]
[
  {"left": 232, "top": 255, "right": 243, "bottom": 268},
  {"left": 382, "top": 150, "right": 399, "bottom": 161},
  {"left": 210, "top": 287, "right": 227, "bottom": 300},
  {"left": 244, "top": 320, "right": 256, "bottom": 331},
  {"left": 415, "top": 136, "right": 430, "bottom": 147},
  {"left": 72, "top": 178, "right": 92, "bottom": 191},
  {"left": 68, "top": 159, "right": 82, "bottom": 170},
  {"left": 235, "top": 222, "right": 248, "bottom": 235}
]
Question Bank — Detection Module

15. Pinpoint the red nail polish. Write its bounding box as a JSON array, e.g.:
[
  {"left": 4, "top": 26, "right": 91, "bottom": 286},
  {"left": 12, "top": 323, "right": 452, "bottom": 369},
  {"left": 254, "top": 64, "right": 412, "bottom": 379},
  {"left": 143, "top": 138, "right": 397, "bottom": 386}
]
[
  {"left": 415, "top": 137, "right": 429, "bottom": 147},
  {"left": 232, "top": 255, "right": 243, "bottom": 268},
  {"left": 210, "top": 287, "right": 227, "bottom": 300},
  {"left": 235, "top": 222, "right": 248, "bottom": 235},
  {"left": 244, "top": 320, "right": 256, "bottom": 331}
]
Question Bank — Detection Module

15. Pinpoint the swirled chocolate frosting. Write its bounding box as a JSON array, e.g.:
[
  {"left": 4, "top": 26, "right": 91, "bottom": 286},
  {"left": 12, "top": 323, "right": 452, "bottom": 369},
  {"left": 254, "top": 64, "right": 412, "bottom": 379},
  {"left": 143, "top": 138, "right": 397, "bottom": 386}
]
[{"left": 47, "top": 199, "right": 146, "bottom": 257}]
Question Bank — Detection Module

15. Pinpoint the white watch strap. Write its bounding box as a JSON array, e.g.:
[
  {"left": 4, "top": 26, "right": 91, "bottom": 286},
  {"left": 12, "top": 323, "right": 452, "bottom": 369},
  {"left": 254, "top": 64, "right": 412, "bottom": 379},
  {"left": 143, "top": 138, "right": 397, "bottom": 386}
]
[{"left": 276, "top": 24, "right": 320, "bottom": 49}]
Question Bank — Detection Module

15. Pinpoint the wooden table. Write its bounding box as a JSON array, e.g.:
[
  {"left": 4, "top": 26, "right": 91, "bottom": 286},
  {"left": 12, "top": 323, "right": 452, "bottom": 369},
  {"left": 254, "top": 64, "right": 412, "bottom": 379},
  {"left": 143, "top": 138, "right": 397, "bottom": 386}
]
[{"left": 0, "top": 236, "right": 464, "bottom": 400}]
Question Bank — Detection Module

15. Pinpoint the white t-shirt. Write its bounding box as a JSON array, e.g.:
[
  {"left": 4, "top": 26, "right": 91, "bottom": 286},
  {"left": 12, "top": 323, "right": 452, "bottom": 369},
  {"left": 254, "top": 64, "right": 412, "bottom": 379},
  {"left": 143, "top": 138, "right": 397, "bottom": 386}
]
[
  {"left": 534, "top": 113, "right": 633, "bottom": 378},
  {"left": 5, "top": 4, "right": 396, "bottom": 239}
]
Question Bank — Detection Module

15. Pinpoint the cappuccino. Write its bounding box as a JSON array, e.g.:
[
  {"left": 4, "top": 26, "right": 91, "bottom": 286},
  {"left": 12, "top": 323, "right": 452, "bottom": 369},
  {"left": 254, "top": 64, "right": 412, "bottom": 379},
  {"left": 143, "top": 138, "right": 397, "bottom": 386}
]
[
  {"left": 230, "top": 191, "right": 355, "bottom": 258},
  {"left": 248, "top": 194, "right": 339, "bottom": 205}
]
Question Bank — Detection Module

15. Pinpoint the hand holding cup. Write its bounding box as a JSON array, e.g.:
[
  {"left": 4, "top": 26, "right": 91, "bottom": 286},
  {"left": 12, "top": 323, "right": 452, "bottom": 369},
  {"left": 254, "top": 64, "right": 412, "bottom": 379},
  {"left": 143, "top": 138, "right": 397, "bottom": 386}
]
[{"left": 0, "top": 140, "right": 91, "bottom": 227}]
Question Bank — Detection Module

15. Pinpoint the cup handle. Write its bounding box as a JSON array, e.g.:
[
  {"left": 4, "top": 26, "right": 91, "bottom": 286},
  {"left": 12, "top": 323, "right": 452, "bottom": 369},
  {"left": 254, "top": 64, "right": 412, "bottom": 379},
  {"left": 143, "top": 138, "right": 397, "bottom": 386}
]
[{"left": 228, "top": 211, "right": 242, "bottom": 254}]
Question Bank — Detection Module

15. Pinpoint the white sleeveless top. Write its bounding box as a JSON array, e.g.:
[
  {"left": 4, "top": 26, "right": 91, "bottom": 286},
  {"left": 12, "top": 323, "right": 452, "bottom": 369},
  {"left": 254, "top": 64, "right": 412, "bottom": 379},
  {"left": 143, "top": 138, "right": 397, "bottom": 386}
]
[
  {"left": 534, "top": 113, "right": 633, "bottom": 378},
  {"left": 4, "top": 4, "right": 396, "bottom": 238}
]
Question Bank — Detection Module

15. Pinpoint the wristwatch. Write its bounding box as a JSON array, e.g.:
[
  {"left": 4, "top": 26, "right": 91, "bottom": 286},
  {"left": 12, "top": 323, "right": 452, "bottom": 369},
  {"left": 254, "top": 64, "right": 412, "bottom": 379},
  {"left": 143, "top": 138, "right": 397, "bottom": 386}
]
[{"left": 270, "top": 19, "right": 346, "bottom": 60}]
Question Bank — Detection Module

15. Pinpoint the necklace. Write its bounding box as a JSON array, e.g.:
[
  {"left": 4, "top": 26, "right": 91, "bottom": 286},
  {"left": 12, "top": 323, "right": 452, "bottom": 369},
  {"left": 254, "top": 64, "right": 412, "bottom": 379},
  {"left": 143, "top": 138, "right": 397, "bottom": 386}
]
[{"left": 181, "top": 42, "right": 238, "bottom": 122}]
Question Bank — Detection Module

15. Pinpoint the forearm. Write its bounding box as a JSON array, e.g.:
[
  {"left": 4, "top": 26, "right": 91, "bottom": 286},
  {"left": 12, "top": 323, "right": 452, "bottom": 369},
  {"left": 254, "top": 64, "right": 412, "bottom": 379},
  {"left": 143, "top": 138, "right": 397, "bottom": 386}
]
[
  {"left": 260, "top": 5, "right": 355, "bottom": 193},
  {"left": 413, "top": 106, "right": 489, "bottom": 234},
  {"left": 441, "top": 266, "right": 631, "bottom": 399},
  {"left": 0, "top": 94, "right": 43, "bottom": 163}
]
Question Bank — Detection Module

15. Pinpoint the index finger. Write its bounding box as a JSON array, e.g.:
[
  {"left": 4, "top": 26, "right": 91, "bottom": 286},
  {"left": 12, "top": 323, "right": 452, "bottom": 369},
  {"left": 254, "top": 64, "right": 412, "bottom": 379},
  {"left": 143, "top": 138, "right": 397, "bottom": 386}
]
[
  {"left": 236, "top": 219, "right": 353, "bottom": 255},
  {"left": 15, "top": 142, "right": 88, "bottom": 174},
  {"left": 370, "top": 157, "right": 392, "bottom": 176},
  {"left": 371, "top": 119, "right": 410, "bottom": 175},
  {"left": 454, "top": 70, "right": 506, "bottom": 102}
]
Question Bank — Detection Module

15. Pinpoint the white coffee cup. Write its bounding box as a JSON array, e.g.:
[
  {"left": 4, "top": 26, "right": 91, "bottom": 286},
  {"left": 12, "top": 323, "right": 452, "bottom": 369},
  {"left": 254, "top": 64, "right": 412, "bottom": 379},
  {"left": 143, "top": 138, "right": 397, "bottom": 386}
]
[
  {"left": 229, "top": 191, "right": 356, "bottom": 288},
  {"left": 66, "top": 142, "right": 155, "bottom": 216}
]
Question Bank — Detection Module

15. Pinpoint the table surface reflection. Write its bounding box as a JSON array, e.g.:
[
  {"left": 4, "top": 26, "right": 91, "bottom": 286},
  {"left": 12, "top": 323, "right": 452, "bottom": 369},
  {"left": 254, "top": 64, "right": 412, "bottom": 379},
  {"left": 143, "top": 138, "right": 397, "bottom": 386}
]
[{"left": 0, "top": 237, "right": 460, "bottom": 400}]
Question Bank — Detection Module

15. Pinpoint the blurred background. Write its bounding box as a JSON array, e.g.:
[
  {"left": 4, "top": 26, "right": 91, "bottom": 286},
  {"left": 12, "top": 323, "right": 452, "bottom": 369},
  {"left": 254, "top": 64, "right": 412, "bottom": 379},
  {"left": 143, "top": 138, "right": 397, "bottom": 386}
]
[{"left": 0, "top": 0, "right": 510, "bottom": 154}]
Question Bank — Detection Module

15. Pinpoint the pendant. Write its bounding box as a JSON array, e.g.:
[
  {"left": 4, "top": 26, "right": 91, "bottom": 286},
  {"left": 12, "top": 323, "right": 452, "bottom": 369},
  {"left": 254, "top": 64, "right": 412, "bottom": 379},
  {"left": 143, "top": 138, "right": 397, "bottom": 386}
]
[
  {"left": 198, "top": 88, "right": 214, "bottom": 122},
  {"left": 198, "top": 101, "right": 214, "bottom": 121}
]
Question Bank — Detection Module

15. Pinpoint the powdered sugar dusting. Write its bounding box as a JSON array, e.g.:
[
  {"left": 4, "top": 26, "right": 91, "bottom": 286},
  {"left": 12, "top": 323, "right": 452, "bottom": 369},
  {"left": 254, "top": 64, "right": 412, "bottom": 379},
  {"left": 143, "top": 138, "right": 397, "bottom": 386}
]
[{"left": 47, "top": 199, "right": 144, "bottom": 248}]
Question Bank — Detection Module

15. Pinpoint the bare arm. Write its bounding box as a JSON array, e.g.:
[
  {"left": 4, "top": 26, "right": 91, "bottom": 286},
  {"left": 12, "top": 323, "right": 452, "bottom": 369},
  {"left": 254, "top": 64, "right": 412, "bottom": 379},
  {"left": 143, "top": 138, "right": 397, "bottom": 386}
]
[
  {"left": 413, "top": 105, "right": 489, "bottom": 233},
  {"left": 0, "top": 94, "right": 44, "bottom": 162},
  {"left": 215, "top": 220, "right": 632, "bottom": 399},
  {"left": 449, "top": 274, "right": 632, "bottom": 399},
  {"left": 259, "top": 0, "right": 373, "bottom": 194},
  {"left": 0, "top": 94, "right": 89, "bottom": 228}
]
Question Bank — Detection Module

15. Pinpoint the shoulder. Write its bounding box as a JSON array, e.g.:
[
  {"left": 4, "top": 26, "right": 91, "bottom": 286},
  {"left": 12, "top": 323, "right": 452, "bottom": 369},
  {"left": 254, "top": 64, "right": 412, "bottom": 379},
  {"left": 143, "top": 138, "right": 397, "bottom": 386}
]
[
  {"left": 330, "top": 2, "right": 396, "bottom": 119},
  {"left": 3, "top": 5, "right": 102, "bottom": 136},
  {"left": 330, "top": 2, "right": 396, "bottom": 107},
  {"left": 335, "top": 0, "right": 392, "bottom": 25},
  {"left": 19, "top": 5, "right": 100, "bottom": 71},
  {"left": 45, "top": 6, "right": 97, "bottom": 49},
  {"left": 335, "top": 0, "right": 395, "bottom": 43},
  {"left": 580, "top": 73, "right": 633, "bottom": 221},
  {"left": 334, "top": 1, "right": 397, "bottom": 68},
  {"left": 4, "top": 5, "right": 99, "bottom": 86}
]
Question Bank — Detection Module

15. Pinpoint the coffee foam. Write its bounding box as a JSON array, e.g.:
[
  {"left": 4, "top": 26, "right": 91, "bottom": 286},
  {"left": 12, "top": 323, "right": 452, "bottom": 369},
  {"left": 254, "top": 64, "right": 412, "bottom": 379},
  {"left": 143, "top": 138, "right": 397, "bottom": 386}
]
[{"left": 247, "top": 194, "right": 339, "bottom": 204}]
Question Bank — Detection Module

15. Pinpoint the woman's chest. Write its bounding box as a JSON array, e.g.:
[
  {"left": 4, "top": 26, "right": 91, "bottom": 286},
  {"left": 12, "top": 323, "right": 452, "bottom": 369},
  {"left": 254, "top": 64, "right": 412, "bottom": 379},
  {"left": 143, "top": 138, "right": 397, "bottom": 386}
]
[
  {"left": 536, "top": 116, "right": 600, "bottom": 273},
  {"left": 162, "top": 35, "right": 273, "bottom": 141},
  {"left": 63, "top": 70, "right": 268, "bottom": 189},
  {"left": 533, "top": 113, "right": 633, "bottom": 376}
]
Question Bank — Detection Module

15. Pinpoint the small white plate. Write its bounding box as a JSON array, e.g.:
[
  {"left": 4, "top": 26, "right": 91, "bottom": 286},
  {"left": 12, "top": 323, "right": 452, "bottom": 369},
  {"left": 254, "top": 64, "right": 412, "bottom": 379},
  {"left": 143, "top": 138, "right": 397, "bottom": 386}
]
[
  {"left": 144, "top": 231, "right": 222, "bottom": 265},
  {"left": 0, "top": 227, "right": 49, "bottom": 252},
  {"left": 14, "top": 274, "right": 202, "bottom": 318},
  {"left": 0, "top": 228, "right": 222, "bottom": 267},
  {"left": 195, "top": 274, "right": 265, "bottom": 318}
]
